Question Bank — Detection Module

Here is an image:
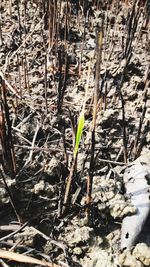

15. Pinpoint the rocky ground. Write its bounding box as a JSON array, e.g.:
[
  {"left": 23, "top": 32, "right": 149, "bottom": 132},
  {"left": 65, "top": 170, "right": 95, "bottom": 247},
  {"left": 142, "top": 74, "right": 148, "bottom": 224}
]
[{"left": 0, "top": 0, "right": 150, "bottom": 266}]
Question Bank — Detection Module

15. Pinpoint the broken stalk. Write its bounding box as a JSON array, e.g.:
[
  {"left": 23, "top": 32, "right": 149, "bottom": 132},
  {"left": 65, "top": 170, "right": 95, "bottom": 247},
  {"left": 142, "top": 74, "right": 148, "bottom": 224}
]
[{"left": 86, "top": 22, "right": 103, "bottom": 221}]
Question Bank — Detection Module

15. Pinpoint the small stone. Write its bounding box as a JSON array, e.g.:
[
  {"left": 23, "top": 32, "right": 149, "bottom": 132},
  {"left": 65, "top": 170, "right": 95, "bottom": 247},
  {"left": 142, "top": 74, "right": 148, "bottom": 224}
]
[
  {"left": 73, "top": 247, "right": 83, "bottom": 255},
  {"left": 85, "top": 249, "right": 115, "bottom": 267},
  {"left": 133, "top": 243, "right": 150, "bottom": 266},
  {"left": 0, "top": 187, "right": 9, "bottom": 204},
  {"left": 133, "top": 76, "right": 141, "bottom": 83},
  {"left": 34, "top": 180, "right": 45, "bottom": 194},
  {"left": 119, "top": 251, "right": 143, "bottom": 267},
  {"left": 44, "top": 157, "right": 61, "bottom": 177},
  {"left": 69, "top": 226, "right": 93, "bottom": 245},
  {"left": 87, "top": 38, "right": 95, "bottom": 49}
]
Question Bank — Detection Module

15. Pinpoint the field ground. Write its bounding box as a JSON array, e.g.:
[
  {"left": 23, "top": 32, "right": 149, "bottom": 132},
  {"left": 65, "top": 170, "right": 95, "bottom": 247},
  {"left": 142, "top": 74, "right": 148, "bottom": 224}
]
[{"left": 0, "top": 1, "right": 150, "bottom": 266}]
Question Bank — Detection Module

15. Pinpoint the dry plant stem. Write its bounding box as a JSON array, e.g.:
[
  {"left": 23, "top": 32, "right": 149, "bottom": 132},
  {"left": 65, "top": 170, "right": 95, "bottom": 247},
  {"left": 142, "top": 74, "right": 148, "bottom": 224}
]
[
  {"left": 16, "top": 0, "right": 21, "bottom": 41},
  {"left": 137, "top": 120, "right": 150, "bottom": 157},
  {"left": 124, "top": 0, "right": 140, "bottom": 58},
  {"left": 133, "top": 106, "right": 147, "bottom": 157},
  {"left": 9, "top": 0, "right": 12, "bottom": 16},
  {"left": 0, "top": 80, "right": 16, "bottom": 177},
  {"left": 48, "top": 0, "right": 57, "bottom": 49},
  {"left": 57, "top": 48, "right": 63, "bottom": 112},
  {"left": 0, "top": 259, "right": 9, "bottom": 267},
  {"left": 68, "top": 108, "right": 76, "bottom": 148},
  {"left": 9, "top": 14, "right": 45, "bottom": 61},
  {"left": 23, "top": 0, "right": 27, "bottom": 34},
  {"left": 133, "top": 80, "right": 149, "bottom": 159},
  {"left": 124, "top": 0, "right": 136, "bottom": 57},
  {"left": 51, "top": 0, "right": 55, "bottom": 48},
  {"left": 17, "top": 54, "right": 22, "bottom": 99},
  {"left": 57, "top": 47, "right": 69, "bottom": 113},
  {"left": 48, "top": 0, "right": 52, "bottom": 48},
  {"left": 134, "top": 3, "right": 148, "bottom": 46},
  {"left": 79, "top": 15, "right": 86, "bottom": 77},
  {"left": 64, "top": 0, "right": 69, "bottom": 46},
  {"left": 30, "top": 227, "right": 68, "bottom": 256},
  {"left": 24, "top": 122, "right": 40, "bottom": 166},
  {"left": 13, "top": 132, "right": 32, "bottom": 145},
  {"left": 0, "top": 71, "right": 21, "bottom": 99},
  {"left": 23, "top": 50, "right": 30, "bottom": 93},
  {"left": 144, "top": 0, "right": 150, "bottom": 29},
  {"left": 58, "top": 177, "right": 64, "bottom": 217},
  {"left": 62, "top": 127, "right": 68, "bottom": 167},
  {"left": 44, "top": 53, "right": 48, "bottom": 114},
  {"left": 0, "top": 17, "right": 3, "bottom": 46},
  {"left": 58, "top": 128, "right": 68, "bottom": 216},
  {"left": 63, "top": 157, "right": 77, "bottom": 210},
  {"left": 86, "top": 23, "right": 103, "bottom": 219},
  {"left": 0, "top": 220, "right": 28, "bottom": 242},
  {"left": 117, "top": 1, "right": 140, "bottom": 162},
  {"left": 97, "top": 157, "right": 126, "bottom": 166},
  {"left": 0, "top": 224, "right": 20, "bottom": 232},
  {"left": 0, "top": 240, "right": 54, "bottom": 265},
  {"left": 0, "top": 169, "right": 21, "bottom": 223},
  {"left": 71, "top": 186, "right": 81, "bottom": 205},
  {"left": 15, "top": 110, "right": 34, "bottom": 129},
  {"left": 119, "top": 89, "right": 128, "bottom": 164},
  {"left": 62, "top": 52, "right": 69, "bottom": 110},
  {"left": 9, "top": 239, "right": 26, "bottom": 252},
  {"left": 53, "top": 0, "right": 57, "bottom": 49},
  {"left": 117, "top": 56, "right": 131, "bottom": 164},
  {"left": 1, "top": 259, "right": 8, "bottom": 267},
  {"left": 14, "top": 145, "right": 72, "bottom": 154},
  {"left": 55, "top": 1, "right": 59, "bottom": 50},
  {"left": 23, "top": 56, "right": 27, "bottom": 90},
  {"left": 0, "top": 249, "right": 59, "bottom": 267}
]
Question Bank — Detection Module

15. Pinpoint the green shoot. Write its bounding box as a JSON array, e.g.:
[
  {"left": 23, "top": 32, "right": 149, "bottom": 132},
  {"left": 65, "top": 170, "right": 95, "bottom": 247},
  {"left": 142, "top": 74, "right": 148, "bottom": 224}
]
[
  {"left": 74, "top": 110, "right": 85, "bottom": 158},
  {"left": 73, "top": 60, "right": 91, "bottom": 159},
  {"left": 63, "top": 59, "right": 91, "bottom": 210}
]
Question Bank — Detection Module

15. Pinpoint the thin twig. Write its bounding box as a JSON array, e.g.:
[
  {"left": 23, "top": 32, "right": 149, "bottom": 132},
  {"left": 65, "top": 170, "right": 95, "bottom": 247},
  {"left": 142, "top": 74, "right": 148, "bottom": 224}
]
[
  {"left": 0, "top": 71, "right": 21, "bottom": 99},
  {"left": 0, "top": 170, "right": 20, "bottom": 222},
  {"left": 30, "top": 227, "right": 68, "bottom": 257},
  {"left": 86, "top": 20, "right": 103, "bottom": 220},
  {"left": 0, "top": 211, "right": 29, "bottom": 242},
  {"left": 14, "top": 144, "right": 72, "bottom": 154},
  {"left": 24, "top": 122, "right": 40, "bottom": 166}
]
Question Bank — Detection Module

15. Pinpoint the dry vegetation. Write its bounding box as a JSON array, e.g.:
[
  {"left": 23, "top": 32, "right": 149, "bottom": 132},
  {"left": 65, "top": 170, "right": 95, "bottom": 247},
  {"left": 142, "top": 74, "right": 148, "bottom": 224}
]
[{"left": 0, "top": 0, "right": 150, "bottom": 266}]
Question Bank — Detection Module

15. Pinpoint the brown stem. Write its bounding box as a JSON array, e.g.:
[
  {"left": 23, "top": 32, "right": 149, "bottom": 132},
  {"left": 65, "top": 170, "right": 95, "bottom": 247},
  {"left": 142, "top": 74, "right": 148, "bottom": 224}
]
[{"left": 86, "top": 21, "right": 103, "bottom": 221}]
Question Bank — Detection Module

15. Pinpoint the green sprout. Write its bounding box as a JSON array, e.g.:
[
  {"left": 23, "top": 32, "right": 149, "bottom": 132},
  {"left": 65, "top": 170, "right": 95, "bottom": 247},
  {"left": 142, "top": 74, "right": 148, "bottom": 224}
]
[
  {"left": 63, "top": 59, "right": 91, "bottom": 209},
  {"left": 73, "top": 60, "right": 91, "bottom": 159}
]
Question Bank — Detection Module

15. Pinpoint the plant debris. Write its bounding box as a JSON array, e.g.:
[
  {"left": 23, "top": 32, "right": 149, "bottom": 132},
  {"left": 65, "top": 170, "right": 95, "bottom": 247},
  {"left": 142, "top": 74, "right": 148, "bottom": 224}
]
[{"left": 0, "top": 0, "right": 150, "bottom": 266}]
